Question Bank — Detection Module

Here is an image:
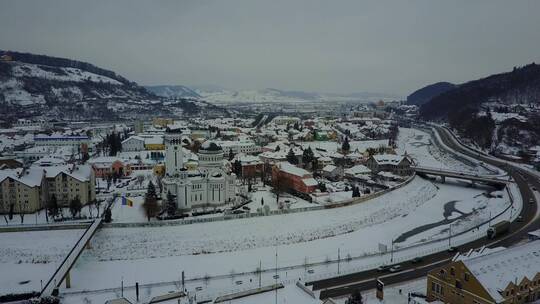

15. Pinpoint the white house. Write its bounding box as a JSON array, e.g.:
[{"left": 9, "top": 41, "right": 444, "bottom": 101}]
[{"left": 121, "top": 136, "right": 145, "bottom": 152}]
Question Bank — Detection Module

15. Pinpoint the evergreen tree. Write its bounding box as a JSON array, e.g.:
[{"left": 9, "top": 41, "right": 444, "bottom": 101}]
[
  {"left": 346, "top": 290, "right": 363, "bottom": 304},
  {"left": 165, "top": 191, "right": 176, "bottom": 216},
  {"left": 46, "top": 194, "right": 59, "bottom": 221},
  {"left": 228, "top": 149, "right": 235, "bottom": 161},
  {"left": 342, "top": 137, "right": 351, "bottom": 153},
  {"left": 286, "top": 148, "right": 298, "bottom": 165},
  {"left": 143, "top": 181, "right": 159, "bottom": 221},
  {"left": 104, "top": 207, "right": 112, "bottom": 223},
  {"left": 261, "top": 197, "right": 264, "bottom": 206},
  {"left": 275, "top": 145, "right": 281, "bottom": 152},
  {"left": 233, "top": 159, "right": 242, "bottom": 176},
  {"left": 146, "top": 181, "right": 157, "bottom": 198},
  {"left": 69, "top": 195, "right": 82, "bottom": 218},
  {"left": 302, "top": 146, "right": 314, "bottom": 166}
]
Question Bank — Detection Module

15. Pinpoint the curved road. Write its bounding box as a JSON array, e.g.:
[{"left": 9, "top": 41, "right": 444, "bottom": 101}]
[{"left": 310, "top": 125, "right": 540, "bottom": 299}]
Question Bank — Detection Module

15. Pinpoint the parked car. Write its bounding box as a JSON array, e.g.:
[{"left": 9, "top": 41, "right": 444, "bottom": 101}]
[
  {"left": 530, "top": 198, "right": 535, "bottom": 204},
  {"left": 411, "top": 257, "right": 423, "bottom": 264},
  {"left": 389, "top": 265, "right": 402, "bottom": 273},
  {"left": 377, "top": 265, "right": 390, "bottom": 272},
  {"left": 447, "top": 246, "right": 458, "bottom": 253}
]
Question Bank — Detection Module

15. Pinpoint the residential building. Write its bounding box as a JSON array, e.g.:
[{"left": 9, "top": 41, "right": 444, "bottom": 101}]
[
  {"left": 0, "top": 168, "right": 46, "bottom": 214},
  {"left": 366, "top": 154, "right": 413, "bottom": 176},
  {"left": 216, "top": 140, "right": 262, "bottom": 155},
  {"left": 427, "top": 241, "right": 540, "bottom": 304},
  {"left": 34, "top": 134, "right": 90, "bottom": 153},
  {"left": 272, "top": 162, "right": 318, "bottom": 194},
  {"left": 0, "top": 164, "right": 95, "bottom": 213},
  {"left": 121, "top": 136, "right": 145, "bottom": 152},
  {"left": 42, "top": 164, "right": 96, "bottom": 207}
]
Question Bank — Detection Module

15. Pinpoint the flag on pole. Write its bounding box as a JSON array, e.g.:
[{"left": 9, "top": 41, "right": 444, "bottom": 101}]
[{"left": 122, "top": 196, "right": 133, "bottom": 207}]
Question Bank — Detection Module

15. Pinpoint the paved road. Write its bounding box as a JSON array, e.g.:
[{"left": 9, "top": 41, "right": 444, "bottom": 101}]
[{"left": 310, "top": 126, "right": 540, "bottom": 299}]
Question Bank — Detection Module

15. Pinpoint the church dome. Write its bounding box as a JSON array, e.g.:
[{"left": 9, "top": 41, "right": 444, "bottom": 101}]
[{"left": 200, "top": 141, "right": 222, "bottom": 152}]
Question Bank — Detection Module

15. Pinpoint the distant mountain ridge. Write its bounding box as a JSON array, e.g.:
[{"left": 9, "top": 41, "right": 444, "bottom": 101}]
[
  {"left": 407, "top": 82, "right": 456, "bottom": 105},
  {"left": 168, "top": 85, "right": 401, "bottom": 104}
]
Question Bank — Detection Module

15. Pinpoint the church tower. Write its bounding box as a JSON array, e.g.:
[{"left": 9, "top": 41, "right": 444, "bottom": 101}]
[{"left": 164, "top": 128, "right": 184, "bottom": 176}]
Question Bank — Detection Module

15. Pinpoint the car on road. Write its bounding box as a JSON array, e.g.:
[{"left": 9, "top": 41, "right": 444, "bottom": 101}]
[
  {"left": 389, "top": 265, "right": 402, "bottom": 273},
  {"left": 530, "top": 198, "right": 535, "bottom": 204},
  {"left": 447, "top": 246, "right": 458, "bottom": 253},
  {"left": 517, "top": 216, "right": 524, "bottom": 222},
  {"left": 411, "top": 257, "right": 423, "bottom": 264},
  {"left": 377, "top": 265, "right": 390, "bottom": 272},
  {"left": 533, "top": 187, "right": 537, "bottom": 191}
]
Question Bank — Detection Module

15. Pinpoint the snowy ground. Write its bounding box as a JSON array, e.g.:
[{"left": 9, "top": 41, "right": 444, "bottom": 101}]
[
  {"left": 0, "top": 229, "right": 86, "bottom": 294},
  {"left": 55, "top": 176, "right": 513, "bottom": 303},
  {"left": 397, "top": 128, "right": 490, "bottom": 175},
  {"left": 246, "top": 185, "right": 315, "bottom": 211}
]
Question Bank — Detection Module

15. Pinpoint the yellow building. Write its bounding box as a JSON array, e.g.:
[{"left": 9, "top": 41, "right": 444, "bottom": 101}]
[
  {"left": 427, "top": 241, "right": 540, "bottom": 304},
  {"left": 0, "top": 165, "right": 95, "bottom": 215},
  {"left": 0, "top": 169, "right": 46, "bottom": 214},
  {"left": 152, "top": 118, "right": 174, "bottom": 128},
  {"left": 44, "top": 165, "right": 96, "bottom": 207}
]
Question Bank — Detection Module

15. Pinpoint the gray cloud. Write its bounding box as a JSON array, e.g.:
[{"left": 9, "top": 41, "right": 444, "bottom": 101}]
[{"left": 2, "top": 0, "right": 540, "bottom": 95}]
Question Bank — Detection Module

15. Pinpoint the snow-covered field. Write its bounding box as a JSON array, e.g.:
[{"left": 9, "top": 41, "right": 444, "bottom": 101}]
[
  {"left": 397, "top": 128, "right": 490, "bottom": 175},
  {"left": 0, "top": 229, "right": 86, "bottom": 294},
  {"left": 60, "top": 176, "right": 509, "bottom": 296}
]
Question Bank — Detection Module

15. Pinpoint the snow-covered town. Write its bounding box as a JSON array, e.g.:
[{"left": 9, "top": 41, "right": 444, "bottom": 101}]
[{"left": 2, "top": 2, "right": 540, "bottom": 304}]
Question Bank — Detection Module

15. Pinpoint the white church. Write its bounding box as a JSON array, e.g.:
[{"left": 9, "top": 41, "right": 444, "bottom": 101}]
[{"left": 162, "top": 128, "right": 237, "bottom": 211}]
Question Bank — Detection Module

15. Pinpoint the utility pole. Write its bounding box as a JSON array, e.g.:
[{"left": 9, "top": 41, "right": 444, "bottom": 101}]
[
  {"left": 259, "top": 260, "right": 262, "bottom": 288},
  {"left": 390, "top": 239, "right": 394, "bottom": 263},
  {"left": 337, "top": 248, "right": 341, "bottom": 274},
  {"left": 448, "top": 223, "right": 452, "bottom": 247},
  {"left": 275, "top": 245, "right": 278, "bottom": 304}
]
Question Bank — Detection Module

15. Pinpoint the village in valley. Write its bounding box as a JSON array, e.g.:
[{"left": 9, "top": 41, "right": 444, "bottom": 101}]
[
  {"left": 3, "top": 91, "right": 538, "bottom": 304},
  {"left": 2, "top": 2, "right": 540, "bottom": 304}
]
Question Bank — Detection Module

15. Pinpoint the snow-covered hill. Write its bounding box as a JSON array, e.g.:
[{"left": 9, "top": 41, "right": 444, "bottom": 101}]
[
  {"left": 145, "top": 85, "right": 201, "bottom": 99},
  {"left": 0, "top": 51, "right": 228, "bottom": 120},
  {"left": 191, "top": 86, "right": 400, "bottom": 105}
]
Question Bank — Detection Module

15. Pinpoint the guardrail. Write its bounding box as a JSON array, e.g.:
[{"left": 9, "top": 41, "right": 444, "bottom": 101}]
[{"left": 40, "top": 218, "right": 102, "bottom": 296}]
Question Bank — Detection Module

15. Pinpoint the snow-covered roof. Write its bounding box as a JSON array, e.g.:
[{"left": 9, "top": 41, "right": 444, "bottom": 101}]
[
  {"left": 372, "top": 154, "right": 407, "bottom": 165},
  {"left": 121, "top": 135, "right": 144, "bottom": 144},
  {"left": 0, "top": 168, "right": 44, "bottom": 187},
  {"left": 200, "top": 141, "right": 223, "bottom": 152},
  {"left": 322, "top": 165, "right": 337, "bottom": 173},
  {"left": 460, "top": 240, "right": 540, "bottom": 302},
  {"left": 278, "top": 162, "right": 311, "bottom": 177},
  {"left": 302, "top": 177, "right": 318, "bottom": 187},
  {"left": 528, "top": 229, "right": 540, "bottom": 238},
  {"left": 344, "top": 164, "right": 371, "bottom": 176},
  {"left": 41, "top": 164, "right": 93, "bottom": 182}
]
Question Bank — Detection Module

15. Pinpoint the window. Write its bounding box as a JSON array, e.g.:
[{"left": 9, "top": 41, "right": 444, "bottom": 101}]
[
  {"left": 450, "top": 267, "right": 455, "bottom": 276},
  {"left": 464, "top": 272, "right": 470, "bottom": 282}
]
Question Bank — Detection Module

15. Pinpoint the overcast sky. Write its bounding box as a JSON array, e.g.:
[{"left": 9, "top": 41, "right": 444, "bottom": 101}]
[{"left": 2, "top": 0, "right": 540, "bottom": 95}]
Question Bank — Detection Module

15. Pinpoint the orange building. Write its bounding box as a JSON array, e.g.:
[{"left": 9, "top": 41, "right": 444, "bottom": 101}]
[{"left": 272, "top": 162, "right": 318, "bottom": 194}]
